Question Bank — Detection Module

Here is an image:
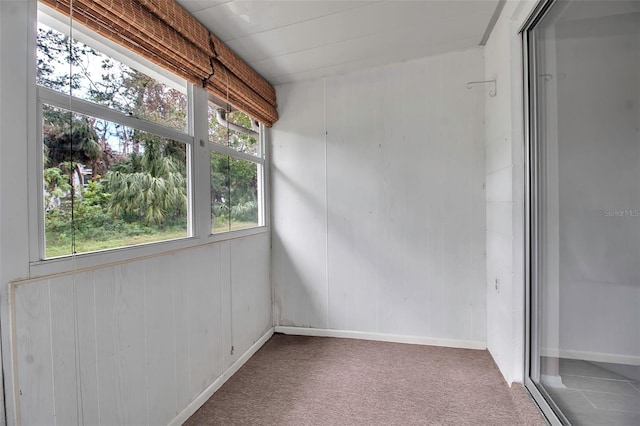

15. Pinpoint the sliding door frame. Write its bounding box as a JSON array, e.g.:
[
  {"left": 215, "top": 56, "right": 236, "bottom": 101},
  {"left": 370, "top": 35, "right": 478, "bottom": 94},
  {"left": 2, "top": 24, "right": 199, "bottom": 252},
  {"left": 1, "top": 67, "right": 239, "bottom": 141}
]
[{"left": 522, "top": 0, "right": 567, "bottom": 424}]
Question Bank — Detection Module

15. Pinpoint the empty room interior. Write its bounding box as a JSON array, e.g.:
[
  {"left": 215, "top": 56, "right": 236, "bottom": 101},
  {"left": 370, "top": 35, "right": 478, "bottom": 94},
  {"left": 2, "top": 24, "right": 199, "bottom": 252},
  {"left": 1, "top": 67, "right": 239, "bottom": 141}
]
[{"left": 0, "top": 0, "right": 639, "bottom": 424}]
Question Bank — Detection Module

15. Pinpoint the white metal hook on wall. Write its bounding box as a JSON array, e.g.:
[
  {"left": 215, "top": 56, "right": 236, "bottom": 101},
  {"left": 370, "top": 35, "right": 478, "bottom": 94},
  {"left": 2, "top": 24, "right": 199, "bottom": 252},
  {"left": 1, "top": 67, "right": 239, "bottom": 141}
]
[{"left": 466, "top": 79, "right": 497, "bottom": 97}]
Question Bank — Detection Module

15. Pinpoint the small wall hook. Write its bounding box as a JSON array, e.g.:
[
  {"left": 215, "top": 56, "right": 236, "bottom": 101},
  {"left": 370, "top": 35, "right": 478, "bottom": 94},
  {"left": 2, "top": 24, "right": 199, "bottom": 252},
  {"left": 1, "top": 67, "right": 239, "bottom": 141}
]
[
  {"left": 539, "top": 74, "right": 553, "bottom": 81},
  {"left": 466, "top": 79, "right": 497, "bottom": 97}
]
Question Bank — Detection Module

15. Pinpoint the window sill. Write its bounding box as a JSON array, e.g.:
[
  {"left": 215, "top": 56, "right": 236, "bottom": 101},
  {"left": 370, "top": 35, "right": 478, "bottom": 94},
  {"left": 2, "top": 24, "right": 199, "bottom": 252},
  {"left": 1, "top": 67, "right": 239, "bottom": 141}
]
[{"left": 207, "top": 225, "right": 269, "bottom": 243}]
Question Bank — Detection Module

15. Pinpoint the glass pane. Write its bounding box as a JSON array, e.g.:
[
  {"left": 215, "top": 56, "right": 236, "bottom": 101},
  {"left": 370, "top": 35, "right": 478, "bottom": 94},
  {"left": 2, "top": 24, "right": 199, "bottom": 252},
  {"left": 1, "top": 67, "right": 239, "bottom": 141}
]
[
  {"left": 37, "top": 21, "right": 187, "bottom": 131},
  {"left": 210, "top": 153, "right": 259, "bottom": 234},
  {"left": 211, "top": 151, "right": 230, "bottom": 233},
  {"left": 530, "top": 2, "right": 640, "bottom": 425},
  {"left": 208, "top": 105, "right": 259, "bottom": 156},
  {"left": 229, "top": 158, "right": 259, "bottom": 231},
  {"left": 43, "top": 105, "right": 188, "bottom": 258}
]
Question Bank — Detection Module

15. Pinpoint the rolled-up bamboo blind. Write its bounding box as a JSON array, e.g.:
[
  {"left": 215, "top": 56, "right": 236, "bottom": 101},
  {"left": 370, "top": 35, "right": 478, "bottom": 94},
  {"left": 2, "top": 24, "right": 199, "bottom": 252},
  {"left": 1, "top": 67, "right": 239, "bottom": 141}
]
[
  {"left": 40, "top": 0, "right": 279, "bottom": 126},
  {"left": 137, "top": 0, "right": 276, "bottom": 106}
]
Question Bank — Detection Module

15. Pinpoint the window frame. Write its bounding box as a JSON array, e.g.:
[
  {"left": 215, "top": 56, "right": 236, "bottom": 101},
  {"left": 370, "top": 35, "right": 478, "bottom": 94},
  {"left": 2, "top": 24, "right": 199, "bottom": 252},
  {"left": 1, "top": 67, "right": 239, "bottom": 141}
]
[
  {"left": 36, "top": 85, "right": 195, "bottom": 258},
  {"left": 29, "top": 5, "right": 269, "bottom": 277}
]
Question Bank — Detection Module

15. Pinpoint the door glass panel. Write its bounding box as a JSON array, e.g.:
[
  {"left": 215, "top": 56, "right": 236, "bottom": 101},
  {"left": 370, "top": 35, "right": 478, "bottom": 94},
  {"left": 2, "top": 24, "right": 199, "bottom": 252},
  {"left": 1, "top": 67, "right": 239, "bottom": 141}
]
[{"left": 530, "top": 1, "right": 640, "bottom": 424}]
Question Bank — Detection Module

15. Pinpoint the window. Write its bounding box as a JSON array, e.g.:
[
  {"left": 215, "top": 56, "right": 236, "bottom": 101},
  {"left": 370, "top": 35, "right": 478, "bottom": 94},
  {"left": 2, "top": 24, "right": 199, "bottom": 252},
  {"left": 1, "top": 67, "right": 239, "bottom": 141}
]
[
  {"left": 37, "top": 21, "right": 191, "bottom": 259},
  {"left": 34, "top": 8, "right": 267, "bottom": 263},
  {"left": 208, "top": 105, "right": 265, "bottom": 234},
  {"left": 41, "top": 104, "right": 188, "bottom": 258}
]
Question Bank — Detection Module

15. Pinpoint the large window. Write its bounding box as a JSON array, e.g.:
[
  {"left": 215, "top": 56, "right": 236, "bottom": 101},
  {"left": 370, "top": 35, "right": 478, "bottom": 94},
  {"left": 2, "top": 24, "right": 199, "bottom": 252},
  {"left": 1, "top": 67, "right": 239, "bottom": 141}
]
[{"left": 35, "top": 8, "right": 266, "bottom": 262}]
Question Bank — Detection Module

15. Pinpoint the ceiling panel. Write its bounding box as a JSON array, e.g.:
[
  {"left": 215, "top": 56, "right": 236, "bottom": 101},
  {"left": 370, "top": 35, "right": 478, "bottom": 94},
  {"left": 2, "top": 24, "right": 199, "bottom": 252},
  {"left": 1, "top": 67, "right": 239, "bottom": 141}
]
[
  {"left": 255, "top": 10, "right": 487, "bottom": 82},
  {"left": 175, "top": 0, "right": 500, "bottom": 85},
  {"left": 178, "top": 0, "right": 232, "bottom": 13},
  {"left": 191, "top": 1, "right": 376, "bottom": 41},
  {"left": 268, "top": 35, "right": 481, "bottom": 85},
  {"left": 224, "top": 1, "right": 493, "bottom": 63}
]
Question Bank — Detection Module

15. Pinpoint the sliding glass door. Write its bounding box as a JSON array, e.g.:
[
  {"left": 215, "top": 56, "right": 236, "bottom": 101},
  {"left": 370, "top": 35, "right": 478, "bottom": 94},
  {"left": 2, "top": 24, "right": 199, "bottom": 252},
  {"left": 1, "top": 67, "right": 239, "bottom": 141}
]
[{"left": 525, "top": 1, "right": 640, "bottom": 424}]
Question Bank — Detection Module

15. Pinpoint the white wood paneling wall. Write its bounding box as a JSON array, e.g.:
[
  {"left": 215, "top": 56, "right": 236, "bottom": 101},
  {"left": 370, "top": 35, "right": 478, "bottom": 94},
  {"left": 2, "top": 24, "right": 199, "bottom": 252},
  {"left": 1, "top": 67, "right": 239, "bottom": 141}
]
[
  {"left": 12, "top": 234, "right": 271, "bottom": 426},
  {"left": 271, "top": 48, "right": 487, "bottom": 347}
]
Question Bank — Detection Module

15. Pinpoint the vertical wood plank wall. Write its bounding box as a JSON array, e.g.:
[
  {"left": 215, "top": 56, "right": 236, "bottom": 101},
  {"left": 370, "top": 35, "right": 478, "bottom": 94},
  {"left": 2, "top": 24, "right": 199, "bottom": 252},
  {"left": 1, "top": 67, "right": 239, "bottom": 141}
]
[
  {"left": 12, "top": 234, "right": 271, "bottom": 426},
  {"left": 270, "top": 48, "right": 487, "bottom": 346},
  {"left": 483, "top": 3, "right": 521, "bottom": 384}
]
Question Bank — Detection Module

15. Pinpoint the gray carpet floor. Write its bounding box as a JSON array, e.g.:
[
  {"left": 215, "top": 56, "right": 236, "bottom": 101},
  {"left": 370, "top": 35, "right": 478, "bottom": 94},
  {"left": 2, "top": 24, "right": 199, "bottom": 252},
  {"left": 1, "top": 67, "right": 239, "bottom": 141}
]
[{"left": 185, "top": 334, "right": 546, "bottom": 425}]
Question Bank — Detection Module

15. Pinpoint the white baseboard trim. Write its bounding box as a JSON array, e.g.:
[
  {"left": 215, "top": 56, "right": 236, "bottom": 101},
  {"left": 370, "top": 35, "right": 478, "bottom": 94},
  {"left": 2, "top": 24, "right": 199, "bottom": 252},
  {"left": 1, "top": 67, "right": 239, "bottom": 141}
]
[
  {"left": 169, "top": 327, "right": 274, "bottom": 426},
  {"left": 541, "top": 347, "right": 640, "bottom": 366},
  {"left": 274, "top": 326, "right": 486, "bottom": 350},
  {"left": 559, "top": 349, "right": 640, "bottom": 366},
  {"left": 541, "top": 374, "right": 567, "bottom": 389}
]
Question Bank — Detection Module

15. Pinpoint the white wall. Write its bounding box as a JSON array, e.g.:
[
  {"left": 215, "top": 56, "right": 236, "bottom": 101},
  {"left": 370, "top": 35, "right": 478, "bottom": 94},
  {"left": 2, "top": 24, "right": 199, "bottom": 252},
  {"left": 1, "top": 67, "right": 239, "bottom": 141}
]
[
  {"left": 0, "top": 2, "right": 272, "bottom": 424},
  {"left": 12, "top": 236, "right": 271, "bottom": 426},
  {"left": 1, "top": 1, "right": 33, "bottom": 424},
  {"left": 483, "top": 0, "right": 538, "bottom": 384},
  {"left": 271, "top": 48, "right": 487, "bottom": 348}
]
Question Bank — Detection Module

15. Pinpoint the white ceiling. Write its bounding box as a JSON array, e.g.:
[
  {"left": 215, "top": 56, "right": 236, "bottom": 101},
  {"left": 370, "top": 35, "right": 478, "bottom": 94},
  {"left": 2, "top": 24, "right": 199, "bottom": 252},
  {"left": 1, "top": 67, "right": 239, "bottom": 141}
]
[{"left": 175, "top": 1, "right": 501, "bottom": 86}]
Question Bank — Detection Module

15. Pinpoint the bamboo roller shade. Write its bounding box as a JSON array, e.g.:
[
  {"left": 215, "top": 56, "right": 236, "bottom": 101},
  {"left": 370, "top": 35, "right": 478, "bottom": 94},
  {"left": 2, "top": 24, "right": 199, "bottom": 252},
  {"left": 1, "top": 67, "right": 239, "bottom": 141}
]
[{"left": 40, "top": 0, "right": 279, "bottom": 126}]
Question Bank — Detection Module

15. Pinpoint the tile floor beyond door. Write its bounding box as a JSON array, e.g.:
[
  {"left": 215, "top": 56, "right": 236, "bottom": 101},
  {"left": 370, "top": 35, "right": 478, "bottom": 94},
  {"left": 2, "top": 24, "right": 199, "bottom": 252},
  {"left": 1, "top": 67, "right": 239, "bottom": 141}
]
[{"left": 544, "top": 358, "right": 640, "bottom": 425}]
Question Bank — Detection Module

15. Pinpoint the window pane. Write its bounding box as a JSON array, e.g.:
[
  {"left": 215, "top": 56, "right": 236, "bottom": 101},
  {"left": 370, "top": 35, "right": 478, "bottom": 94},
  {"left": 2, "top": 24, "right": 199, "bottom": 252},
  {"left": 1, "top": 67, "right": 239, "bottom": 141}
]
[
  {"left": 37, "top": 21, "right": 187, "bottom": 131},
  {"left": 208, "top": 106, "right": 259, "bottom": 156},
  {"left": 210, "top": 153, "right": 259, "bottom": 234},
  {"left": 43, "top": 105, "right": 188, "bottom": 258},
  {"left": 229, "top": 158, "right": 259, "bottom": 231},
  {"left": 210, "top": 151, "right": 230, "bottom": 233}
]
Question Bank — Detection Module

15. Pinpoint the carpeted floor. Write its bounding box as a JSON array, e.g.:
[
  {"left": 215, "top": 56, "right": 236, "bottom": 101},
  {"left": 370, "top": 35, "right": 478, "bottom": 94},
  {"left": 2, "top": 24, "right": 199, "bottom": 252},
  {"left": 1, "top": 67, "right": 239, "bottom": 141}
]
[{"left": 185, "top": 334, "right": 546, "bottom": 425}]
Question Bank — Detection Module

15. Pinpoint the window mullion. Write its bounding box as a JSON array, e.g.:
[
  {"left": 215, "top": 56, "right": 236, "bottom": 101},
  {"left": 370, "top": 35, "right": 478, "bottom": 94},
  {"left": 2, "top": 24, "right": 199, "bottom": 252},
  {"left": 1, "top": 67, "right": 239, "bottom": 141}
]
[
  {"left": 258, "top": 125, "right": 268, "bottom": 228},
  {"left": 185, "top": 83, "right": 195, "bottom": 237},
  {"left": 29, "top": 95, "right": 46, "bottom": 262},
  {"left": 192, "top": 84, "right": 213, "bottom": 239},
  {"left": 37, "top": 86, "right": 193, "bottom": 146},
  {"left": 209, "top": 143, "right": 265, "bottom": 165}
]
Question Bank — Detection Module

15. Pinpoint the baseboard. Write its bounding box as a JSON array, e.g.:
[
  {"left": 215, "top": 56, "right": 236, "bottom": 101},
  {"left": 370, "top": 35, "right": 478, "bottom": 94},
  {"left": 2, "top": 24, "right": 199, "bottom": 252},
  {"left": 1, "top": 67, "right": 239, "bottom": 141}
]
[
  {"left": 541, "top": 347, "right": 640, "bottom": 366},
  {"left": 559, "top": 349, "right": 640, "bottom": 366},
  {"left": 274, "top": 326, "right": 486, "bottom": 350},
  {"left": 169, "top": 327, "right": 274, "bottom": 426},
  {"left": 540, "top": 374, "right": 566, "bottom": 389}
]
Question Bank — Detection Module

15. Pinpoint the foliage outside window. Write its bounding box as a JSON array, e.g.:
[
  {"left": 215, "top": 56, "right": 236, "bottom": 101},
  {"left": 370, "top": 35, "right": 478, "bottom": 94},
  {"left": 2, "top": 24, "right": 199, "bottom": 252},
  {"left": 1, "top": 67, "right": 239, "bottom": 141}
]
[
  {"left": 208, "top": 106, "right": 263, "bottom": 234},
  {"left": 38, "top": 24, "right": 188, "bottom": 131},
  {"left": 38, "top": 21, "right": 190, "bottom": 258}
]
